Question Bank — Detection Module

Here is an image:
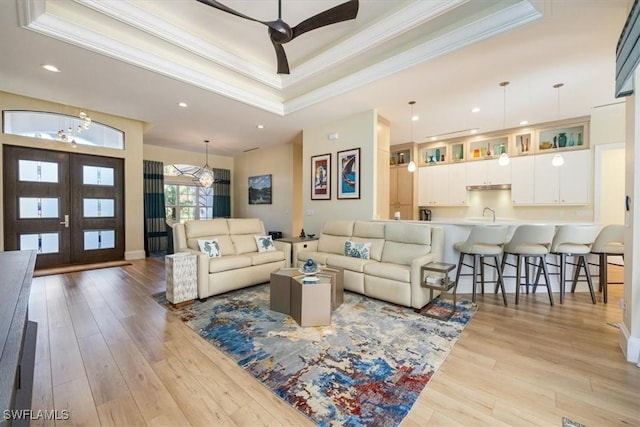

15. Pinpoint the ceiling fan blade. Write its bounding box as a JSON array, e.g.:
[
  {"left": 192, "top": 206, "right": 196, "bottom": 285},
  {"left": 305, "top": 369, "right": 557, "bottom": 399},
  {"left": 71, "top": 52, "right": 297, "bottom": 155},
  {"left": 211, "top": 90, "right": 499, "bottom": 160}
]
[
  {"left": 271, "top": 41, "right": 290, "bottom": 74},
  {"left": 196, "top": 0, "right": 265, "bottom": 26},
  {"left": 291, "top": 0, "right": 359, "bottom": 40}
]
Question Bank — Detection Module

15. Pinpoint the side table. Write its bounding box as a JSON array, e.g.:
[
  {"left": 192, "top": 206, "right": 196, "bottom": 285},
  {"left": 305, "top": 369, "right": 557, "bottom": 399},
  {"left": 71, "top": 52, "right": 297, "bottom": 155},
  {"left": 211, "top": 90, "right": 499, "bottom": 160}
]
[
  {"left": 420, "top": 261, "right": 457, "bottom": 321},
  {"left": 165, "top": 253, "right": 197, "bottom": 308},
  {"left": 276, "top": 237, "right": 319, "bottom": 267}
]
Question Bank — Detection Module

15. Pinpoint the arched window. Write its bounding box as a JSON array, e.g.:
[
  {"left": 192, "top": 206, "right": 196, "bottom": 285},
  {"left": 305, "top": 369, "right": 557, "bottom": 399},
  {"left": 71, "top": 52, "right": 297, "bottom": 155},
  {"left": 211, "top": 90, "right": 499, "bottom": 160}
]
[{"left": 3, "top": 110, "right": 124, "bottom": 149}]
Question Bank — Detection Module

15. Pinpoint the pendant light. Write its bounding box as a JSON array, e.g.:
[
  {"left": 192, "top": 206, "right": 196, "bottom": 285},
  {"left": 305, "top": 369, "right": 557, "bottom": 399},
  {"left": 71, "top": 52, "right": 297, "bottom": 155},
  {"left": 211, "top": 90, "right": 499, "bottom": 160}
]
[
  {"left": 552, "top": 83, "right": 565, "bottom": 167},
  {"left": 407, "top": 101, "right": 417, "bottom": 173},
  {"left": 498, "top": 81, "right": 510, "bottom": 166},
  {"left": 193, "top": 139, "right": 215, "bottom": 187}
]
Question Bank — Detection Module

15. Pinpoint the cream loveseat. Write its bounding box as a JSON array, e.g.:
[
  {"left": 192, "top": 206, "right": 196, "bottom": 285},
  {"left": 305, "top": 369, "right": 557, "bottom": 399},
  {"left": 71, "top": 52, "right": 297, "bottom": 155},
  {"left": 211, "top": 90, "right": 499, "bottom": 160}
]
[
  {"left": 172, "top": 218, "right": 291, "bottom": 299},
  {"left": 295, "top": 220, "right": 444, "bottom": 310}
]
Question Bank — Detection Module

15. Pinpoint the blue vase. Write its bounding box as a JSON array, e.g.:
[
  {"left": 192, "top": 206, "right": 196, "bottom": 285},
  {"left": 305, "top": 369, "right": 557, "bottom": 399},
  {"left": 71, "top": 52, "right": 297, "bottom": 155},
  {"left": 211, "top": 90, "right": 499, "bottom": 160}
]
[{"left": 435, "top": 148, "right": 441, "bottom": 162}]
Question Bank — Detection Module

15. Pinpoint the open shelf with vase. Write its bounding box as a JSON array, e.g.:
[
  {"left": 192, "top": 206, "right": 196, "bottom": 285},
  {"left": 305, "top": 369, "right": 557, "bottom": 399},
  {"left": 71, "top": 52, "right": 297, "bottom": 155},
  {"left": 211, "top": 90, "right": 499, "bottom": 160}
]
[
  {"left": 468, "top": 136, "right": 508, "bottom": 161},
  {"left": 537, "top": 122, "right": 588, "bottom": 152}
]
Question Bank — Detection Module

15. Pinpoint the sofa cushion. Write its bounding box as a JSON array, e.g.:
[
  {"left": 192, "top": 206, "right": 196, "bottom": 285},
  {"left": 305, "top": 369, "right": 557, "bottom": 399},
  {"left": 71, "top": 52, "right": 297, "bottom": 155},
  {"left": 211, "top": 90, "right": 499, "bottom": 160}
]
[
  {"left": 297, "top": 251, "right": 332, "bottom": 266},
  {"left": 364, "top": 262, "right": 411, "bottom": 282},
  {"left": 322, "top": 220, "right": 355, "bottom": 236},
  {"left": 248, "top": 250, "right": 285, "bottom": 266},
  {"left": 227, "top": 218, "right": 265, "bottom": 235},
  {"left": 231, "top": 235, "right": 259, "bottom": 254},
  {"left": 344, "top": 240, "right": 371, "bottom": 259},
  {"left": 198, "top": 238, "right": 221, "bottom": 258},
  {"left": 254, "top": 235, "right": 276, "bottom": 252},
  {"left": 385, "top": 222, "right": 431, "bottom": 245},
  {"left": 318, "top": 234, "right": 350, "bottom": 255},
  {"left": 353, "top": 221, "right": 385, "bottom": 239},
  {"left": 208, "top": 255, "right": 252, "bottom": 273},
  {"left": 185, "top": 218, "right": 229, "bottom": 238},
  {"left": 382, "top": 241, "right": 431, "bottom": 266},
  {"left": 327, "top": 254, "right": 375, "bottom": 273}
]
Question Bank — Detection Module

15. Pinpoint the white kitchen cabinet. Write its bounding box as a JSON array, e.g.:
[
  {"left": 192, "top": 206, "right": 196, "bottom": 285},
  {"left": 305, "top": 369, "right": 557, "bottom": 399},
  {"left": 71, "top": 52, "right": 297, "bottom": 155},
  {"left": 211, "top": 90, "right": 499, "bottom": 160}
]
[
  {"left": 466, "top": 159, "right": 511, "bottom": 186},
  {"left": 447, "top": 162, "right": 467, "bottom": 205},
  {"left": 510, "top": 156, "right": 535, "bottom": 205},
  {"left": 419, "top": 164, "right": 465, "bottom": 206},
  {"left": 534, "top": 150, "right": 590, "bottom": 205}
]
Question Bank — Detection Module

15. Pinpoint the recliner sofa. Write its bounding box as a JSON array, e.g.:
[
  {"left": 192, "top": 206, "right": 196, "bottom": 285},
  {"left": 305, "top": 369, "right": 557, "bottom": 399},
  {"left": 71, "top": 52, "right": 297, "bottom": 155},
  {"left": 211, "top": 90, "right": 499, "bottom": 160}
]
[
  {"left": 172, "top": 218, "right": 291, "bottom": 299},
  {"left": 295, "top": 220, "right": 444, "bottom": 310}
]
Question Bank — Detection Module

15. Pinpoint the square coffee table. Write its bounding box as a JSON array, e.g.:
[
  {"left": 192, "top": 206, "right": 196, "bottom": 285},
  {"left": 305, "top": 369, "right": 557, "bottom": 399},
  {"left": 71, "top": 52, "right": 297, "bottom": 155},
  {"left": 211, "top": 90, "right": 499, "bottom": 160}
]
[{"left": 290, "top": 275, "right": 332, "bottom": 327}]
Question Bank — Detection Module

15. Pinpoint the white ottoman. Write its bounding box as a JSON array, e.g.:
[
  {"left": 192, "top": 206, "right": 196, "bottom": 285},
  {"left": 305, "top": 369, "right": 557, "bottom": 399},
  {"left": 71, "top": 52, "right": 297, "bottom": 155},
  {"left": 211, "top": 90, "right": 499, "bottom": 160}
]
[{"left": 165, "top": 253, "right": 197, "bottom": 307}]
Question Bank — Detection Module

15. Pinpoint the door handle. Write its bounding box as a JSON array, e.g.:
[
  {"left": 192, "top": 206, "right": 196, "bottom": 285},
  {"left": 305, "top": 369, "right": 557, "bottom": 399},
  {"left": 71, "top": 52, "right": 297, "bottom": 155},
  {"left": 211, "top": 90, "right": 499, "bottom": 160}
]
[{"left": 60, "top": 214, "right": 69, "bottom": 228}]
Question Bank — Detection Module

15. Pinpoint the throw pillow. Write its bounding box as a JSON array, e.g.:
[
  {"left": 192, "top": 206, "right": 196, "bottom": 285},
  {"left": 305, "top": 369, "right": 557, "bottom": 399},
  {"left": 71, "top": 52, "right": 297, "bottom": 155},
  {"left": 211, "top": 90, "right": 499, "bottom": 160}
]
[
  {"left": 344, "top": 240, "right": 371, "bottom": 260},
  {"left": 198, "top": 238, "right": 222, "bottom": 258},
  {"left": 254, "top": 235, "right": 276, "bottom": 252}
]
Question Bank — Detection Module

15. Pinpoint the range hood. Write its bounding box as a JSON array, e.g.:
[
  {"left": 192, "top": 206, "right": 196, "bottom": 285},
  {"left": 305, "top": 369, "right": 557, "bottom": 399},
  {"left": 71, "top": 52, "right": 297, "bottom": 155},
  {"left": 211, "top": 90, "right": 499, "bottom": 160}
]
[{"left": 466, "top": 184, "right": 511, "bottom": 191}]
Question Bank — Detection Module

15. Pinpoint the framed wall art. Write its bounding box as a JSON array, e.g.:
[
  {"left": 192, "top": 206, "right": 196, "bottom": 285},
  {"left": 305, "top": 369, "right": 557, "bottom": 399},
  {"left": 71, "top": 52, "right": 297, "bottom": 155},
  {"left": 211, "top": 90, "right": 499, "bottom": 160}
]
[
  {"left": 311, "top": 153, "right": 331, "bottom": 200},
  {"left": 248, "top": 174, "right": 272, "bottom": 204},
  {"left": 337, "top": 148, "right": 360, "bottom": 199}
]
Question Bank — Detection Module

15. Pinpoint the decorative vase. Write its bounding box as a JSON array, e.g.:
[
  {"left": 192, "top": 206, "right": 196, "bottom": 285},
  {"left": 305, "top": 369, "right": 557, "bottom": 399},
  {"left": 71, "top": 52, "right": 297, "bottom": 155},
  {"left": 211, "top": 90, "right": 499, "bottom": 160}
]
[
  {"left": 398, "top": 153, "right": 405, "bottom": 164},
  {"left": 459, "top": 145, "right": 464, "bottom": 160},
  {"left": 390, "top": 155, "right": 396, "bottom": 166},
  {"left": 577, "top": 132, "right": 583, "bottom": 145},
  {"left": 568, "top": 133, "right": 575, "bottom": 146},
  {"left": 558, "top": 132, "right": 567, "bottom": 148},
  {"left": 428, "top": 155, "right": 435, "bottom": 164},
  {"left": 486, "top": 143, "right": 492, "bottom": 157},
  {"left": 553, "top": 136, "right": 558, "bottom": 148},
  {"left": 435, "top": 148, "right": 441, "bottom": 162}
]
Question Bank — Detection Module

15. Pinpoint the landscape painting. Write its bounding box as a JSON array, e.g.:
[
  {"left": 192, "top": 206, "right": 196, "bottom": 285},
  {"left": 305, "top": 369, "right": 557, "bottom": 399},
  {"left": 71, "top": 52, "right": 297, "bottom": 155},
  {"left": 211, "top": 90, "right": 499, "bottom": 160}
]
[{"left": 248, "top": 174, "right": 272, "bottom": 205}]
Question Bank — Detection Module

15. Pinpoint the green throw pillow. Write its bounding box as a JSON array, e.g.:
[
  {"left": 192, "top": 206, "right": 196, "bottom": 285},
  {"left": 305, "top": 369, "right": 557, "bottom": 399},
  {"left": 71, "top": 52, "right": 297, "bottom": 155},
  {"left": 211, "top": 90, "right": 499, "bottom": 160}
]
[
  {"left": 198, "top": 238, "right": 221, "bottom": 258},
  {"left": 344, "top": 240, "right": 371, "bottom": 260}
]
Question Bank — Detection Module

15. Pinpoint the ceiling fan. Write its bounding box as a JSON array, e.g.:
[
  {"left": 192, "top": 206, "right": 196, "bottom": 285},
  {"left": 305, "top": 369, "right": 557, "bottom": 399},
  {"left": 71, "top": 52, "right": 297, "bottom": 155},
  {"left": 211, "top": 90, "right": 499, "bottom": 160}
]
[{"left": 196, "top": 0, "right": 359, "bottom": 74}]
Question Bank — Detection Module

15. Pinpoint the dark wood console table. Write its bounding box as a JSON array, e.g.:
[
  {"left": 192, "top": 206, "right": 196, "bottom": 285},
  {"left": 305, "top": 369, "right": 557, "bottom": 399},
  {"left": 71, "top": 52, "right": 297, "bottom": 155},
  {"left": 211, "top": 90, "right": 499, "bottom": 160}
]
[{"left": 0, "top": 250, "right": 37, "bottom": 427}]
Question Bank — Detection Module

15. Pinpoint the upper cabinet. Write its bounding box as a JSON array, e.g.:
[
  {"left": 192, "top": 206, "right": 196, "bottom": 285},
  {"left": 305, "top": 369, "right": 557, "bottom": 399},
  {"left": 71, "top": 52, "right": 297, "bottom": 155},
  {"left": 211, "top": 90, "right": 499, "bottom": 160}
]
[
  {"left": 533, "top": 150, "right": 590, "bottom": 205},
  {"left": 466, "top": 159, "right": 511, "bottom": 187}
]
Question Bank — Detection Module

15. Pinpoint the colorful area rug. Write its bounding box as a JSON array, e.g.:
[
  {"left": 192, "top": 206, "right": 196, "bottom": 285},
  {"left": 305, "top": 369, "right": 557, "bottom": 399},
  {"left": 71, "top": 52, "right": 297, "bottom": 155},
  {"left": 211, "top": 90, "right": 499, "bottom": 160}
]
[{"left": 156, "top": 284, "right": 476, "bottom": 426}]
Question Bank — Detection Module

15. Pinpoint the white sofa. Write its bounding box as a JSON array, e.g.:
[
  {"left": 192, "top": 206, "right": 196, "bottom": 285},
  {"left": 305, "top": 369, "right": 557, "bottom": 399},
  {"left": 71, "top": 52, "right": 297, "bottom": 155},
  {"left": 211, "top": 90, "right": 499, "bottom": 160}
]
[
  {"left": 172, "top": 218, "right": 291, "bottom": 299},
  {"left": 295, "top": 220, "right": 444, "bottom": 310}
]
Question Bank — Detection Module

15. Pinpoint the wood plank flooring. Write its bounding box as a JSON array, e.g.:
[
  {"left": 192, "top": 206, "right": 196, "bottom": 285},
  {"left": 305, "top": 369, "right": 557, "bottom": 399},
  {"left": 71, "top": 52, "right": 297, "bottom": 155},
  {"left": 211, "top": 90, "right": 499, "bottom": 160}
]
[{"left": 28, "top": 259, "right": 639, "bottom": 426}]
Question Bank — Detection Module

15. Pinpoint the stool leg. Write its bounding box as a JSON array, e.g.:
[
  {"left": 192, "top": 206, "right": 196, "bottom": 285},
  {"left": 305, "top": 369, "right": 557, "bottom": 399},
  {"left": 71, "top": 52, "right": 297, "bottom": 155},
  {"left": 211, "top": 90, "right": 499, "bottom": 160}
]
[
  {"left": 515, "top": 254, "right": 521, "bottom": 305},
  {"left": 571, "top": 256, "right": 583, "bottom": 293},
  {"left": 480, "top": 256, "right": 485, "bottom": 295},
  {"left": 579, "top": 254, "right": 597, "bottom": 304},
  {"left": 493, "top": 255, "right": 508, "bottom": 306},
  {"left": 601, "top": 253, "right": 608, "bottom": 304},
  {"left": 559, "top": 253, "right": 566, "bottom": 304},
  {"left": 472, "top": 254, "right": 479, "bottom": 303},
  {"left": 539, "top": 256, "right": 554, "bottom": 306},
  {"left": 498, "top": 253, "right": 508, "bottom": 294},
  {"left": 525, "top": 257, "right": 531, "bottom": 294}
]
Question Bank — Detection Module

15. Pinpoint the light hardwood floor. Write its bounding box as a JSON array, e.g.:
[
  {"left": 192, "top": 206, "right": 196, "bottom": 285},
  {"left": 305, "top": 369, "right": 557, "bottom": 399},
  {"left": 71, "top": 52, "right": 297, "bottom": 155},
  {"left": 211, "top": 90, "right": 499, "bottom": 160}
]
[{"left": 28, "top": 259, "right": 639, "bottom": 426}]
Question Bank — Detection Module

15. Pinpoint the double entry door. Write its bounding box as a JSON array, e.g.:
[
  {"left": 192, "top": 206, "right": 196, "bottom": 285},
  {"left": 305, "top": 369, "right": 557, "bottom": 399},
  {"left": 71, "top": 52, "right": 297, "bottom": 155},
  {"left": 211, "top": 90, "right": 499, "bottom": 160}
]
[{"left": 3, "top": 146, "right": 124, "bottom": 269}]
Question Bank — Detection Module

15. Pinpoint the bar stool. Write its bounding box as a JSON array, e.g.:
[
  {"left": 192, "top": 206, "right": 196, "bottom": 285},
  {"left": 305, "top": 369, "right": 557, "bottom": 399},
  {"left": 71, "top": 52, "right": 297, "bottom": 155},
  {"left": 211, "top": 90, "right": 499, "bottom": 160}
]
[
  {"left": 453, "top": 225, "right": 510, "bottom": 305},
  {"left": 573, "top": 224, "right": 624, "bottom": 304},
  {"left": 501, "top": 224, "right": 556, "bottom": 305},
  {"left": 548, "top": 225, "right": 601, "bottom": 304}
]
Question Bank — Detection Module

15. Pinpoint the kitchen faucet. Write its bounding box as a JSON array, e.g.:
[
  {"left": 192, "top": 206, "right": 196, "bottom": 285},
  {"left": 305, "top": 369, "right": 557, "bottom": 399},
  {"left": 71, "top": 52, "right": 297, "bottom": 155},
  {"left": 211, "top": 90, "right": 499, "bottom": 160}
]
[{"left": 483, "top": 207, "right": 496, "bottom": 222}]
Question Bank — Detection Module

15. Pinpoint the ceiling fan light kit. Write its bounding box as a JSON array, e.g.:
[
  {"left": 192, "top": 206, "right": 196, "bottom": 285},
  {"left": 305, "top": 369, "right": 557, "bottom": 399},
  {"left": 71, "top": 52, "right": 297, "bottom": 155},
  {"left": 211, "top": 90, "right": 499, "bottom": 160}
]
[{"left": 196, "top": 0, "right": 359, "bottom": 74}]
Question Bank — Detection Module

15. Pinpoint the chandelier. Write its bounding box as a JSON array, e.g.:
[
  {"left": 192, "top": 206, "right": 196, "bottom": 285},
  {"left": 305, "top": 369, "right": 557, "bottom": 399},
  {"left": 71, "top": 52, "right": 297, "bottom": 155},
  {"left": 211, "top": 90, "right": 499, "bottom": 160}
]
[
  {"left": 193, "top": 139, "right": 215, "bottom": 187},
  {"left": 57, "top": 111, "right": 92, "bottom": 144}
]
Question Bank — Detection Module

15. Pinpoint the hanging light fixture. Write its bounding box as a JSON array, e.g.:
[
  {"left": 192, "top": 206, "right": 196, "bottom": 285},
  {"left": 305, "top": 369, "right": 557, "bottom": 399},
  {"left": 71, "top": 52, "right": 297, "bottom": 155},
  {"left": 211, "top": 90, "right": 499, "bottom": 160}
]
[
  {"left": 193, "top": 139, "right": 215, "bottom": 187},
  {"left": 552, "top": 83, "right": 565, "bottom": 167},
  {"left": 498, "top": 81, "right": 510, "bottom": 166},
  {"left": 57, "top": 110, "right": 92, "bottom": 145},
  {"left": 407, "top": 101, "right": 417, "bottom": 173}
]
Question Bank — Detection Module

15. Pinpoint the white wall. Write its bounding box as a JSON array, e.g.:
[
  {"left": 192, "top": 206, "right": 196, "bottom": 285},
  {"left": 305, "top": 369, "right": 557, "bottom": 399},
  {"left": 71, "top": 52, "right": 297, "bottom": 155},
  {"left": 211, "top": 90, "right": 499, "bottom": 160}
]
[
  {"left": 232, "top": 139, "right": 302, "bottom": 237},
  {"left": 302, "top": 110, "right": 378, "bottom": 235}
]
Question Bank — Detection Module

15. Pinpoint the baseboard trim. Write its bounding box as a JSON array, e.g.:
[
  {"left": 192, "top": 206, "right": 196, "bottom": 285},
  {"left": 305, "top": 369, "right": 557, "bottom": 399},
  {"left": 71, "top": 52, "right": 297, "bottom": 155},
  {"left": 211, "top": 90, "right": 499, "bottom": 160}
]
[
  {"left": 125, "top": 250, "right": 146, "bottom": 260},
  {"left": 618, "top": 322, "right": 640, "bottom": 364}
]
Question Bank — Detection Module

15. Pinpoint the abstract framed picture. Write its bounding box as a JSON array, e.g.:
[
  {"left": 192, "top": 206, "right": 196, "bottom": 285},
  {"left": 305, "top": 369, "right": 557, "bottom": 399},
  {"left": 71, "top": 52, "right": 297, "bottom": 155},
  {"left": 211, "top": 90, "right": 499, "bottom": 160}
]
[
  {"left": 248, "top": 174, "right": 272, "bottom": 204},
  {"left": 311, "top": 153, "right": 331, "bottom": 200},
  {"left": 337, "top": 148, "right": 360, "bottom": 199}
]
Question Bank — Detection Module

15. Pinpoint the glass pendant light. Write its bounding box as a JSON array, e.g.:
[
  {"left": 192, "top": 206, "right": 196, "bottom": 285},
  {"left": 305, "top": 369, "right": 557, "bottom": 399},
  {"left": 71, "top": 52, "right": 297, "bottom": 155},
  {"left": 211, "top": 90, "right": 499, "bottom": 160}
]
[
  {"left": 498, "top": 81, "right": 510, "bottom": 166},
  {"left": 194, "top": 140, "right": 215, "bottom": 187}
]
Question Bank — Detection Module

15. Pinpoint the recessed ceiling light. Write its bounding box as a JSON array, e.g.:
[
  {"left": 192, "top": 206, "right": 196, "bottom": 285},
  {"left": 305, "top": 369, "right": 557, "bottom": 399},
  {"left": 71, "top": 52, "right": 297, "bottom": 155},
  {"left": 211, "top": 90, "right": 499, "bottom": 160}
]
[
  {"left": 431, "top": 136, "right": 437, "bottom": 141},
  {"left": 471, "top": 107, "right": 480, "bottom": 113},
  {"left": 41, "top": 64, "right": 60, "bottom": 72},
  {"left": 257, "top": 124, "right": 264, "bottom": 129},
  {"left": 177, "top": 102, "right": 188, "bottom": 108},
  {"left": 520, "top": 120, "right": 528, "bottom": 126},
  {"left": 470, "top": 129, "right": 478, "bottom": 134},
  {"left": 411, "top": 115, "right": 419, "bottom": 122}
]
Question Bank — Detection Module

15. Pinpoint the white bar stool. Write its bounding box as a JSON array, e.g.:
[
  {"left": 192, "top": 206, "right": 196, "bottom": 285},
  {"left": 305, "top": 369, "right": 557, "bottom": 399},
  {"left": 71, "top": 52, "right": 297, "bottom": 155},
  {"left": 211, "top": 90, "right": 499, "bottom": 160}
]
[
  {"left": 501, "top": 224, "right": 556, "bottom": 305},
  {"left": 573, "top": 224, "right": 624, "bottom": 304},
  {"left": 548, "top": 225, "right": 601, "bottom": 304},
  {"left": 453, "top": 225, "right": 510, "bottom": 305}
]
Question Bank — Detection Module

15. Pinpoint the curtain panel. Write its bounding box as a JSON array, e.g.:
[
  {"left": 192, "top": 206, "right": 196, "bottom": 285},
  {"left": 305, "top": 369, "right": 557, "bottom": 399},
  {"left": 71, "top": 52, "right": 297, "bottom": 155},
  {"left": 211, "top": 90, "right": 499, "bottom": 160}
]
[
  {"left": 212, "top": 168, "right": 231, "bottom": 218},
  {"left": 143, "top": 160, "right": 167, "bottom": 256}
]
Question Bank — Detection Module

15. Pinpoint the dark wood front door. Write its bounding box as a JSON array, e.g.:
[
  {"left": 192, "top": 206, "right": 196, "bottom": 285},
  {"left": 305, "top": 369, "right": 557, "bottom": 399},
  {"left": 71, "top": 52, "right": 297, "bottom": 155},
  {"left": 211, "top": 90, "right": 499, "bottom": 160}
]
[{"left": 3, "top": 146, "right": 124, "bottom": 269}]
